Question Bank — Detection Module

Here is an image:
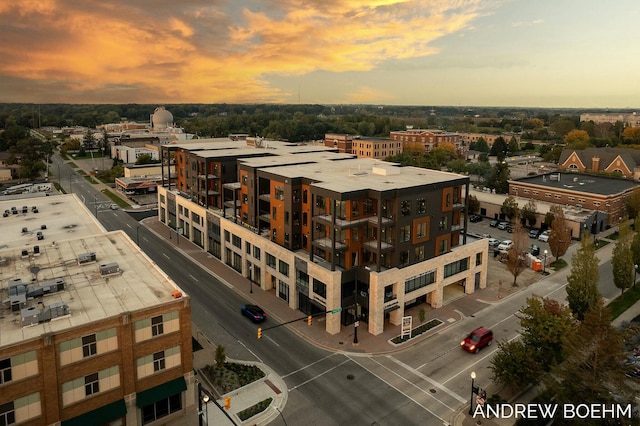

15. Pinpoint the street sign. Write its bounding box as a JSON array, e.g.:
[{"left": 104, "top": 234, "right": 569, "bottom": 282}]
[
  {"left": 330, "top": 308, "right": 342, "bottom": 314},
  {"left": 354, "top": 321, "right": 360, "bottom": 327}
]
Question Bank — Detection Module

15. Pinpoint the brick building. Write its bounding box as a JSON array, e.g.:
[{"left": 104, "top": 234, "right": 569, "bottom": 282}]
[
  {"left": 558, "top": 147, "right": 640, "bottom": 181},
  {"left": 158, "top": 139, "right": 488, "bottom": 336},
  {"left": 389, "top": 128, "right": 465, "bottom": 157},
  {"left": 323, "top": 134, "right": 402, "bottom": 159},
  {"left": 0, "top": 195, "right": 193, "bottom": 426}
]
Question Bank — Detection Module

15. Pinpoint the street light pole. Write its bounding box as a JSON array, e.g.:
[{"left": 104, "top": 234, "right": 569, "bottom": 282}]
[
  {"left": 353, "top": 267, "right": 359, "bottom": 344},
  {"left": 469, "top": 371, "right": 477, "bottom": 415},
  {"left": 635, "top": 264, "right": 638, "bottom": 289},
  {"left": 543, "top": 249, "right": 548, "bottom": 274}
]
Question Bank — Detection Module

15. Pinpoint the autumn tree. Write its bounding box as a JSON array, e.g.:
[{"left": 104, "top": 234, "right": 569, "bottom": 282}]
[
  {"left": 625, "top": 187, "right": 640, "bottom": 220},
  {"left": 506, "top": 222, "right": 529, "bottom": 287},
  {"left": 631, "top": 213, "right": 640, "bottom": 273},
  {"left": 520, "top": 200, "right": 537, "bottom": 228},
  {"left": 622, "top": 126, "right": 640, "bottom": 144},
  {"left": 566, "top": 231, "right": 600, "bottom": 320},
  {"left": 563, "top": 129, "right": 591, "bottom": 149},
  {"left": 545, "top": 299, "right": 635, "bottom": 422},
  {"left": 500, "top": 196, "right": 519, "bottom": 222},
  {"left": 612, "top": 220, "right": 634, "bottom": 295},
  {"left": 548, "top": 205, "right": 571, "bottom": 260}
]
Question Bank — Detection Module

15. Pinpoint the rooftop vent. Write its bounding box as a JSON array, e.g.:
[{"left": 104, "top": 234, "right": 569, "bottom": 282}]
[
  {"left": 78, "top": 252, "right": 97, "bottom": 264},
  {"left": 21, "top": 301, "right": 70, "bottom": 327},
  {"left": 100, "top": 262, "right": 120, "bottom": 276},
  {"left": 372, "top": 166, "right": 401, "bottom": 176}
]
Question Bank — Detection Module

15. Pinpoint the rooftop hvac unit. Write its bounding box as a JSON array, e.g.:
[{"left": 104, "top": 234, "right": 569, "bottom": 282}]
[
  {"left": 21, "top": 302, "right": 70, "bottom": 327},
  {"left": 100, "top": 262, "right": 120, "bottom": 276},
  {"left": 78, "top": 252, "right": 97, "bottom": 264}
]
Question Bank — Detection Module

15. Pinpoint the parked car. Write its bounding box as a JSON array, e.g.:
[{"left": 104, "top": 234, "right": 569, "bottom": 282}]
[
  {"left": 497, "top": 221, "right": 510, "bottom": 230},
  {"left": 109, "top": 204, "right": 118, "bottom": 210},
  {"left": 489, "top": 220, "right": 499, "bottom": 228},
  {"left": 538, "top": 230, "right": 550, "bottom": 242},
  {"left": 529, "top": 228, "right": 540, "bottom": 238},
  {"left": 497, "top": 240, "right": 513, "bottom": 251},
  {"left": 469, "top": 214, "right": 482, "bottom": 223},
  {"left": 506, "top": 224, "right": 514, "bottom": 233},
  {"left": 241, "top": 304, "right": 267, "bottom": 322},
  {"left": 530, "top": 244, "right": 540, "bottom": 256},
  {"left": 487, "top": 238, "right": 500, "bottom": 247},
  {"left": 461, "top": 327, "right": 494, "bottom": 353}
]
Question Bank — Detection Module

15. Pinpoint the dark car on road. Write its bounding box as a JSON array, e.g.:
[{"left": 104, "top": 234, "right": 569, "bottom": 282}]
[
  {"left": 529, "top": 228, "right": 540, "bottom": 238},
  {"left": 469, "top": 214, "right": 482, "bottom": 223},
  {"left": 241, "top": 304, "right": 267, "bottom": 322},
  {"left": 489, "top": 220, "right": 499, "bottom": 227}
]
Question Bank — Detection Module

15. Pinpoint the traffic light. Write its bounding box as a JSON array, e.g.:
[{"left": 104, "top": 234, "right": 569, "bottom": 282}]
[
  {"left": 307, "top": 315, "right": 312, "bottom": 326},
  {"left": 224, "top": 396, "right": 231, "bottom": 410},
  {"left": 257, "top": 328, "right": 262, "bottom": 339}
]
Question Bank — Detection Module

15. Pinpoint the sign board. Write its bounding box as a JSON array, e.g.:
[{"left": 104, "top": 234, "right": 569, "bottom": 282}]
[
  {"left": 330, "top": 308, "right": 342, "bottom": 314},
  {"left": 354, "top": 321, "right": 360, "bottom": 328},
  {"left": 401, "top": 316, "right": 412, "bottom": 339}
]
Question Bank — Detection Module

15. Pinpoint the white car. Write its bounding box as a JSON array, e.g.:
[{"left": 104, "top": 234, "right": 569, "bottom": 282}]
[
  {"left": 538, "top": 231, "right": 550, "bottom": 242},
  {"left": 487, "top": 238, "right": 500, "bottom": 247},
  {"left": 497, "top": 240, "right": 513, "bottom": 251}
]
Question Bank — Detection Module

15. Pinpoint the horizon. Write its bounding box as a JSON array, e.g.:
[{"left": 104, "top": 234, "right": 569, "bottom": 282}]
[{"left": 1, "top": 1, "right": 639, "bottom": 108}]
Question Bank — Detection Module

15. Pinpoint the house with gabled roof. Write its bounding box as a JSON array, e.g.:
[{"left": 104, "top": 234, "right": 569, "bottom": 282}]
[{"left": 558, "top": 147, "right": 640, "bottom": 181}]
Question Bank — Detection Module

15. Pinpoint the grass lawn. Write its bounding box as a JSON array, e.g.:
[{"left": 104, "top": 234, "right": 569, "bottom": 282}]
[{"left": 608, "top": 285, "right": 640, "bottom": 320}]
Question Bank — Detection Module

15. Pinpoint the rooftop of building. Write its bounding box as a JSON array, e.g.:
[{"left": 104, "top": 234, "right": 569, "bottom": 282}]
[
  {"left": 260, "top": 158, "right": 467, "bottom": 193},
  {"left": 0, "top": 194, "right": 184, "bottom": 348},
  {"left": 512, "top": 172, "right": 637, "bottom": 195}
]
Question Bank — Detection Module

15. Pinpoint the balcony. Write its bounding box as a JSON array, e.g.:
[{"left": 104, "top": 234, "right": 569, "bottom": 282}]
[
  {"left": 258, "top": 193, "right": 271, "bottom": 202},
  {"left": 362, "top": 239, "right": 394, "bottom": 253},
  {"left": 198, "top": 173, "right": 219, "bottom": 180},
  {"left": 311, "top": 238, "right": 347, "bottom": 251},
  {"left": 314, "top": 214, "right": 370, "bottom": 229},
  {"left": 367, "top": 215, "right": 394, "bottom": 226}
]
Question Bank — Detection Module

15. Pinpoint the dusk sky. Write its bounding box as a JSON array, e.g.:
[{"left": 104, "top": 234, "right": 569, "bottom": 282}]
[{"left": 1, "top": 0, "right": 638, "bottom": 108}]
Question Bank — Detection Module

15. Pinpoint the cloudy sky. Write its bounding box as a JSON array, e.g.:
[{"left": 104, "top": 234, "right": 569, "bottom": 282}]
[{"left": 1, "top": 0, "right": 638, "bottom": 107}]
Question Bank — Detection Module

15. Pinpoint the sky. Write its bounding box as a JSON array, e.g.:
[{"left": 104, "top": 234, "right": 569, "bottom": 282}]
[{"left": 0, "top": 0, "right": 639, "bottom": 108}]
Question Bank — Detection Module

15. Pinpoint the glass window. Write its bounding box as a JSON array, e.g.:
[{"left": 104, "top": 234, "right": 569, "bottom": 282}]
[
  {"left": 400, "top": 250, "right": 409, "bottom": 266},
  {"left": 415, "top": 246, "right": 425, "bottom": 261},
  {"left": 278, "top": 280, "right": 289, "bottom": 302},
  {"left": 246, "top": 242, "right": 251, "bottom": 254},
  {"left": 84, "top": 373, "right": 99, "bottom": 396},
  {"left": 142, "top": 393, "right": 182, "bottom": 425},
  {"left": 232, "top": 234, "right": 241, "bottom": 248},
  {"left": 0, "top": 358, "right": 11, "bottom": 384},
  {"left": 272, "top": 207, "right": 277, "bottom": 220},
  {"left": 417, "top": 198, "right": 426, "bottom": 214},
  {"left": 82, "top": 334, "right": 97, "bottom": 358},
  {"left": 400, "top": 225, "right": 410, "bottom": 242},
  {"left": 275, "top": 186, "right": 284, "bottom": 201},
  {"left": 0, "top": 402, "right": 15, "bottom": 426},
  {"left": 404, "top": 270, "right": 436, "bottom": 293},
  {"left": 253, "top": 246, "right": 261, "bottom": 260},
  {"left": 279, "top": 260, "right": 289, "bottom": 277},
  {"left": 266, "top": 253, "right": 276, "bottom": 268},
  {"left": 401, "top": 200, "right": 411, "bottom": 216},
  {"left": 476, "top": 252, "right": 483, "bottom": 266},
  {"left": 312, "top": 279, "right": 327, "bottom": 298},
  {"left": 153, "top": 351, "right": 166, "bottom": 372},
  {"left": 151, "top": 315, "right": 164, "bottom": 337},
  {"left": 224, "top": 230, "right": 230, "bottom": 242}
]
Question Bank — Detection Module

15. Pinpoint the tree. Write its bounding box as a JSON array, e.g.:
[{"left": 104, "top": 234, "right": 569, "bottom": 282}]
[
  {"left": 545, "top": 299, "right": 635, "bottom": 423},
  {"left": 489, "top": 339, "right": 541, "bottom": 391},
  {"left": 631, "top": 212, "right": 640, "bottom": 270},
  {"left": 548, "top": 205, "right": 571, "bottom": 260},
  {"left": 135, "top": 153, "right": 157, "bottom": 165},
  {"left": 474, "top": 137, "right": 489, "bottom": 153},
  {"left": 446, "top": 158, "right": 467, "bottom": 173},
  {"left": 566, "top": 231, "right": 600, "bottom": 320},
  {"left": 622, "top": 126, "right": 640, "bottom": 144},
  {"left": 506, "top": 222, "right": 529, "bottom": 287},
  {"left": 520, "top": 200, "right": 537, "bottom": 228},
  {"left": 563, "top": 129, "right": 591, "bottom": 149},
  {"left": 215, "top": 345, "right": 226, "bottom": 369},
  {"left": 500, "top": 196, "right": 519, "bottom": 222},
  {"left": 518, "top": 296, "right": 574, "bottom": 368},
  {"left": 467, "top": 194, "right": 480, "bottom": 215},
  {"left": 486, "top": 160, "right": 510, "bottom": 194},
  {"left": 612, "top": 220, "right": 634, "bottom": 295},
  {"left": 507, "top": 136, "right": 519, "bottom": 154},
  {"left": 625, "top": 187, "right": 640, "bottom": 220},
  {"left": 489, "top": 136, "right": 508, "bottom": 158}
]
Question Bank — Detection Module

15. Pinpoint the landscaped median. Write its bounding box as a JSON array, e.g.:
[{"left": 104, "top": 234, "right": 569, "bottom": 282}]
[{"left": 390, "top": 318, "right": 443, "bottom": 345}]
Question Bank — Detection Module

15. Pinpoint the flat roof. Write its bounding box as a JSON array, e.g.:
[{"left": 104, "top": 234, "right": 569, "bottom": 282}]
[
  {"left": 262, "top": 158, "right": 467, "bottom": 193},
  {"left": 0, "top": 196, "right": 185, "bottom": 348},
  {"left": 512, "top": 172, "right": 637, "bottom": 195},
  {"left": 0, "top": 194, "right": 104, "bottom": 251}
]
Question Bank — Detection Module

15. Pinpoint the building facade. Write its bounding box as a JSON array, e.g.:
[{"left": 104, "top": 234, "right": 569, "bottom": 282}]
[
  {"left": 558, "top": 147, "right": 640, "bottom": 181},
  {"left": 389, "top": 129, "right": 465, "bottom": 156},
  {"left": 0, "top": 196, "right": 193, "bottom": 426},
  {"left": 323, "top": 134, "right": 403, "bottom": 159},
  {"left": 158, "top": 140, "right": 488, "bottom": 336}
]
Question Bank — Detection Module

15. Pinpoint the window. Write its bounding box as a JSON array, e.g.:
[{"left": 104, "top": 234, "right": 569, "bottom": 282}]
[
  {"left": 82, "top": 334, "right": 97, "bottom": 358},
  {"left": 316, "top": 196, "right": 325, "bottom": 209},
  {"left": 253, "top": 246, "right": 261, "bottom": 260},
  {"left": 246, "top": 242, "right": 251, "bottom": 254},
  {"left": 278, "top": 260, "right": 289, "bottom": 277},
  {"left": 401, "top": 200, "right": 411, "bottom": 216},
  {"left": 242, "top": 194, "right": 248, "bottom": 204},
  {"left": 302, "top": 189, "right": 308, "bottom": 204},
  {"left": 284, "top": 211, "right": 289, "bottom": 224},
  {"left": 416, "top": 222, "right": 426, "bottom": 239},
  {"left": 445, "top": 193, "right": 451, "bottom": 207},
  {"left": 275, "top": 186, "right": 284, "bottom": 201},
  {"left": 439, "top": 238, "right": 448, "bottom": 254},
  {"left": 405, "top": 270, "right": 436, "bottom": 293},
  {"left": 224, "top": 230, "right": 230, "bottom": 242},
  {"left": 444, "top": 258, "right": 469, "bottom": 278},
  {"left": 142, "top": 393, "right": 182, "bottom": 425},
  {"left": 232, "top": 234, "right": 241, "bottom": 248},
  {"left": 153, "top": 351, "right": 166, "bottom": 372},
  {"left": 351, "top": 201, "right": 359, "bottom": 217},
  {"left": 400, "top": 250, "right": 409, "bottom": 266},
  {"left": 266, "top": 253, "right": 276, "bottom": 269},
  {"left": 242, "top": 175, "right": 248, "bottom": 185},
  {"left": 192, "top": 212, "right": 201, "bottom": 225},
  {"left": 0, "top": 402, "right": 15, "bottom": 426},
  {"left": 415, "top": 246, "right": 425, "bottom": 261},
  {"left": 302, "top": 212, "right": 308, "bottom": 226},
  {"left": 84, "top": 373, "right": 99, "bottom": 396},
  {"left": 272, "top": 207, "right": 277, "bottom": 220},
  {"left": 312, "top": 279, "right": 327, "bottom": 298},
  {"left": 278, "top": 280, "right": 289, "bottom": 302},
  {"left": 363, "top": 199, "right": 374, "bottom": 214},
  {"left": 476, "top": 252, "right": 483, "bottom": 266},
  {"left": 439, "top": 216, "right": 448, "bottom": 230},
  {"left": 400, "top": 225, "right": 410, "bottom": 242},
  {"left": 151, "top": 315, "right": 164, "bottom": 337},
  {"left": 0, "top": 358, "right": 11, "bottom": 384},
  {"left": 417, "top": 198, "right": 426, "bottom": 214}
]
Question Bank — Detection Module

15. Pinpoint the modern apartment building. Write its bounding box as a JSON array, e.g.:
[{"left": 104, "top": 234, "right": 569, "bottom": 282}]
[
  {"left": 158, "top": 139, "right": 488, "bottom": 336},
  {"left": 0, "top": 195, "right": 193, "bottom": 426}
]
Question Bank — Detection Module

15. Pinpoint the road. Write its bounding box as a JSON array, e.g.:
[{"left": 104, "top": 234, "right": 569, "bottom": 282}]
[{"left": 51, "top": 155, "right": 622, "bottom": 425}]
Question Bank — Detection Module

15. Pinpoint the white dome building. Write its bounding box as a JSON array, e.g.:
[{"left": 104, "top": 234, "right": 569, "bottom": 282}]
[{"left": 151, "top": 106, "right": 173, "bottom": 130}]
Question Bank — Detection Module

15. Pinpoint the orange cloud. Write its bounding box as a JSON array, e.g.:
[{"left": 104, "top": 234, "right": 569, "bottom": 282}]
[{"left": 0, "top": 0, "right": 496, "bottom": 103}]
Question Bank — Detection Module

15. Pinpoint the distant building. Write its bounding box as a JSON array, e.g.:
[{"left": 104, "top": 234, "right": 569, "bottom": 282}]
[
  {"left": 580, "top": 112, "right": 640, "bottom": 127},
  {"left": 558, "top": 147, "right": 640, "bottom": 181},
  {"left": 459, "top": 133, "right": 521, "bottom": 148},
  {"left": 389, "top": 128, "right": 465, "bottom": 156},
  {"left": 323, "top": 134, "right": 402, "bottom": 159}
]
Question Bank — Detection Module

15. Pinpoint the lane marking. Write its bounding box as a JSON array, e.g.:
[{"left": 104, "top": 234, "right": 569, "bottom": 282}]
[
  {"left": 281, "top": 353, "right": 339, "bottom": 379},
  {"left": 288, "top": 359, "right": 351, "bottom": 391},
  {"left": 189, "top": 274, "right": 199, "bottom": 282},
  {"left": 387, "top": 356, "right": 466, "bottom": 403},
  {"left": 162, "top": 253, "right": 170, "bottom": 259}
]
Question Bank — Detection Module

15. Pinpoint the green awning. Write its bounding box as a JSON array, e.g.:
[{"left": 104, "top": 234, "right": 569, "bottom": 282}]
[
  {"left": 62, "top": 399, "right": 126, "bottom": 426},
  {"left": 136, "top": 376, "right": 187, "bottom": 408}
]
